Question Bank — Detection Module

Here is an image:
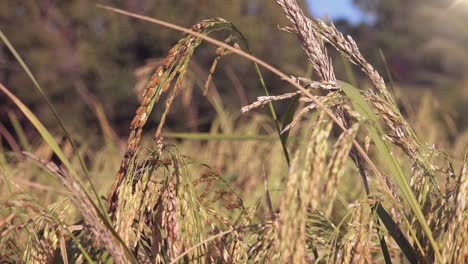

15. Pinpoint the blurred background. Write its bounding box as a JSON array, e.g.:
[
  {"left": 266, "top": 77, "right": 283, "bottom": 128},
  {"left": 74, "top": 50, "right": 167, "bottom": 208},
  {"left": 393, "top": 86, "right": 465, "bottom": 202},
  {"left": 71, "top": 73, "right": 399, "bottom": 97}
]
[{"left": 0, "top": 0, "right": 467, "bottom": 151}]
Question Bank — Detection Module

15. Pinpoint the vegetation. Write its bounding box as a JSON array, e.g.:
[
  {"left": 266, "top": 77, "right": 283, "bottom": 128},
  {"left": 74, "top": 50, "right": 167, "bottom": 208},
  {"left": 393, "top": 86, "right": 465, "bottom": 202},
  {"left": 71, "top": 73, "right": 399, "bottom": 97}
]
[
  {"left": 0, "top": 0, "right": 308, "bottom": 133},
  {"left": 0, "top": 0, "right": 466, "bottom": 263},
  {"left": 350, "top": 0, "right": 468, "bottom": 130}
]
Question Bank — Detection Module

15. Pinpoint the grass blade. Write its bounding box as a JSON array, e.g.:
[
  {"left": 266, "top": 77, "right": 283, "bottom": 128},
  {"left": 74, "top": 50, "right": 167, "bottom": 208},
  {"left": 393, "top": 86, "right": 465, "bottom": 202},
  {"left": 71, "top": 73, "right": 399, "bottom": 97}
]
[
  {"left": 7, "top": 111, "right": 31, "bottom": 152},
  {"left": 0, "top": 30, "right": 108, "bottom": 218},
  {"left": 279, "top": 94, "right": 300, "bottom": 153},
  {"left": 374, "top": 203, "right": 418, "bottom": 263},
  {"left": 0, "top": 83, "right": 77, "bottom": 180},
  {"left": 0, "top": 83, "right": 138, "bottom": 263},
  {"left": 339, "top": 80, "right": 442, "bottom": 262}
]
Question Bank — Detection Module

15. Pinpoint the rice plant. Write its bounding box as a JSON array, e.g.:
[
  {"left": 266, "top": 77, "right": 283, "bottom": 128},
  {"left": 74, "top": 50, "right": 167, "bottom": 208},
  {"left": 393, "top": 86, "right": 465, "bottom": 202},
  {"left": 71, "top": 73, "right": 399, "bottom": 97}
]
[{"left": 0, "top": 0, "right": 466, "bottom": 263}]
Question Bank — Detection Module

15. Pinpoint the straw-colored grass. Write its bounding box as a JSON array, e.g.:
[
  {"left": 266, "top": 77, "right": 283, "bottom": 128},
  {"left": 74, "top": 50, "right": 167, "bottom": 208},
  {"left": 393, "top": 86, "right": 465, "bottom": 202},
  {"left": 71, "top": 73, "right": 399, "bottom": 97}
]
[{"left": 0, "top": 1, "right": 466, "bottom": 263}]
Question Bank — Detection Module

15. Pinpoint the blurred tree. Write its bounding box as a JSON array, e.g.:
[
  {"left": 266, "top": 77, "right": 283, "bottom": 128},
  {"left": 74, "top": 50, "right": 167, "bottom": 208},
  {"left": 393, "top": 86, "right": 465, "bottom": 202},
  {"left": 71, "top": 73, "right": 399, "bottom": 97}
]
[
  {"left": 351, "top": 0, "right": 468, "bottom": 130},
  {"left": 353, "top": 0, "right": 468, "bottom": 83},
  {"left": 0, "top": 0, "right": 308, "bottom": 136}
]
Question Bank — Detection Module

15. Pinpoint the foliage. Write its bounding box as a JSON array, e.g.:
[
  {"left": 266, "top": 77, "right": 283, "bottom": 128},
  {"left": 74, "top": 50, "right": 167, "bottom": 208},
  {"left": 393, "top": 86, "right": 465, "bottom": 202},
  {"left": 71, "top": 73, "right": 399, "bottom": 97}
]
[
  {"left": 349, "top": 0, "right": 468, "bottom": 129},
  {"left": 0, "top": 0, "right": 307, "bottom": 133},
  {"left": 0, "top": 0, "right": 467, "bottom": 263}
]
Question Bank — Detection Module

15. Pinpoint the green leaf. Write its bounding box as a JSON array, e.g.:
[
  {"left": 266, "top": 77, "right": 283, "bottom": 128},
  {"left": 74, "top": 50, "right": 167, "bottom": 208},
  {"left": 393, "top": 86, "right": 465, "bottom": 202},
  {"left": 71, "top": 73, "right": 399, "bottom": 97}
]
[
  {"left": 0, "top": 31, "right": 137, "bottom": 263},
  {"left": 339, "top": 80, "right": 442, "bottom": 262},
  {"left": 0, "top": 83, "right": 77, "bottom": 179},
  {"left": 374, "top": 203, "right": 417, "bottom": 263},
  {"left": 279, "top": 94, "right": 300, "bottom": 154},
  {"left": 0, "top": 30, "right": 108, "bottom": 217}
]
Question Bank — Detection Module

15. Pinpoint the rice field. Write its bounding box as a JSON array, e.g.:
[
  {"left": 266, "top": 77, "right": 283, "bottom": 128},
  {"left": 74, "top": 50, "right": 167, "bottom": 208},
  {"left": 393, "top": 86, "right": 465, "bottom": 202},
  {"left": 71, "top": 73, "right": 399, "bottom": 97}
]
[{"left": 0, "top": 1, "right": 466, "bottom": 263}]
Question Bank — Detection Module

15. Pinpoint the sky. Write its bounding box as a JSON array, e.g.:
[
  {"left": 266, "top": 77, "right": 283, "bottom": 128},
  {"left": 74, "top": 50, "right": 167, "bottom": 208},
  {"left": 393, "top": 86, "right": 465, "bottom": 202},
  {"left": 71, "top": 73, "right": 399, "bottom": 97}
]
[{"left": 307, "top": 0, "right": 371, "bottom": 24}]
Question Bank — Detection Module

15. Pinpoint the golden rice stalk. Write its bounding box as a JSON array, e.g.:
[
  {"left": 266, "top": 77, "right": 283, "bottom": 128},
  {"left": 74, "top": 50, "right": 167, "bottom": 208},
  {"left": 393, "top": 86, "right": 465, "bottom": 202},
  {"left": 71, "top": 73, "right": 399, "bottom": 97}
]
[
  {"left": 290, "top": 76, "right": 339, "bottom": 91},
  {"left": 153, "top": 176, "right": 180, "bottom": 262},
  {"left": 281, "top": 91, "right": 343, "bottom": 133},
  {"left": 297, "top": 0, "right": 440, "bottom": 212},
  {"left": 108, "top": 18, "right": 230, "bottom": 218},
  {"left": 27, "top": 223, "right": 61, "bottom": 263},
  {"left": 228, "top": 203, "right": 259, "bottom": 263},
  {"left": 154, "top": 57, "right": 190, "bottom": 140},
  {"left": 275, "top": 2, "right": 449, "bottom": 259},
  {"left": 277, "top": 112, "right": 332, "bottom": 262},
  {"left": 249, "top": 225, "right": 278, "bottom": 262},
  {"left": 24, "top": 153, "right": 129, "bottom": 263},
  {"left": 241, "top": 77, "right": 339, "bottom": 114},
  {"left": 204, "top": 36, "right": 239, "bottom": 96},
  {"left": 305, "top": 210, "right": 340, "bottom": 258},
  {"left": 112, "top": 144, "right": 246, "bottom": 263},
  {"left": 192, "top": 169, "right": 243, "bottom": 211},
  {"left": 0, "top": 197, "right": 69, "bottom": 263},
  {"left": 241, "top": 91, "right": 301, "bottom": 113},
  {"left": 335, "top": 204, "right": 373, "bottom": 264},
  {"left": 276, "top": 0, "right": 336, "bottom": 83},
  {"left": 324, "top": 123, "right": 359, "bottom": 217},
  {"left": 440, "top": 154, "right": 467, "bottom": 263}
]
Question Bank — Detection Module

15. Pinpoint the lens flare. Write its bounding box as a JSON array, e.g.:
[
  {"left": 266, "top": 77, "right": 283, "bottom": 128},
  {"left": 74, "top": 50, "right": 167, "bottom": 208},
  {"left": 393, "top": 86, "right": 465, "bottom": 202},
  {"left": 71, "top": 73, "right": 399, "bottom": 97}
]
[{"left": 449, "top": 0, "right": 468, "bottom": 9}]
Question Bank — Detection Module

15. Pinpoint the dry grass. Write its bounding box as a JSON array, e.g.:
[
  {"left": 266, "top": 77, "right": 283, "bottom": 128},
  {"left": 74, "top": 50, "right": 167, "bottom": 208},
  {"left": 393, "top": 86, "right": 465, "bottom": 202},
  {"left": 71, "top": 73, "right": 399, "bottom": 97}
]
[{"left": 0, "top": 1, "right": 466, "bottom": 263}]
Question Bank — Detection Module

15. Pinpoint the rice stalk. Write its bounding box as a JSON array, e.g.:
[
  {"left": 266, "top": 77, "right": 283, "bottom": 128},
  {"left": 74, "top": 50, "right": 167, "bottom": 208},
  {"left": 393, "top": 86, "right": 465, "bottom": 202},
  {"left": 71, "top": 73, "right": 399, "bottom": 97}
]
[
  {"left": 23, "top": 152, "right": 132, "bottom": 263},
  {"left": 107, "top": 18, "right": 233, "bottom": 217},
  {"left": 324, "top": 123, "right": 359, "bottom": 218},
  {"left": 277, "top": 112, "right": 332, "bottom": 262},
  {"left": 275, "top": 0, "right": 445, "bottom": 261},
  {"left": 0, "top": 3, "right": 463, "bottom": 263},
  {"left": 96, "top": 6, "right": 400, "bottom": 203},
  {"left": 335, "top": 204, "right": 374, "bottom": 264}
]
